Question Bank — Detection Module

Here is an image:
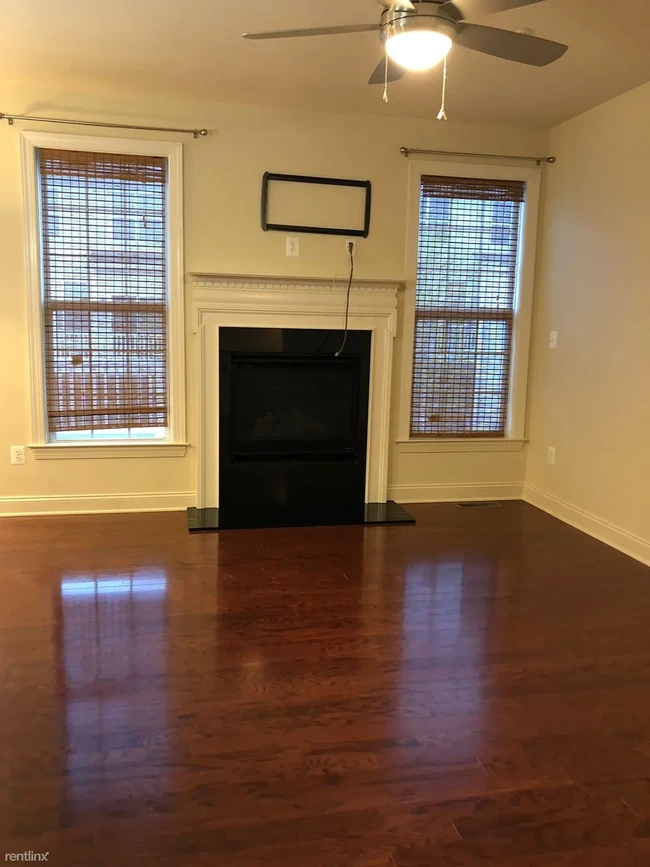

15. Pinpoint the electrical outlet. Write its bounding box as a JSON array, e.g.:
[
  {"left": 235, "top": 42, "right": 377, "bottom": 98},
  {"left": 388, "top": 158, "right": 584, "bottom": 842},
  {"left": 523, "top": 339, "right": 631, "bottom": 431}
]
[
  {"left": 547, "top": 446, "right": 556, "bottom": 466},
  {"left": 286, "top": 237, "right": 300, "bottom": 257},
  {"left": 549, "top": 330, "right": 558, "bottom": 350},
  {"left": 345, "top": 239, "right": 357, "bottom": 259},
  {"left": 10, "top": 445, "right": 26, "bottom": 466}
]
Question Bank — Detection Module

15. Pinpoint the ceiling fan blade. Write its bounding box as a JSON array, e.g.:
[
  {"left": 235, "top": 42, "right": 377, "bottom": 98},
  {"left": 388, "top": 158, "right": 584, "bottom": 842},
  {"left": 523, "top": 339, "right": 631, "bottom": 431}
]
[
  {"left": 243, "top": 24, "right": 379, "bottom": 40},
  {"left": 455, "top": 23, "right": 568, "bottom": 66},
  {"left": 441, "top": 0, "right": 545, "bottom": 20},
  {"left": 368, "top": 57, "right": 407, "bottom": 85},
  {"left": 377, "top": 0, "right": 416, "bottom": 10}
]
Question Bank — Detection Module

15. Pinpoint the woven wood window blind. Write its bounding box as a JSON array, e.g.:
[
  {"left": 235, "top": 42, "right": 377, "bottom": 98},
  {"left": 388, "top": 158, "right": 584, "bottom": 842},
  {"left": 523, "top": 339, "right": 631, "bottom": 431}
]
[
  {"left": 38, "top": 148, "right": 168, "bottom": 435},
  {"left": 411, "top": 174, "right": 525, "bottom": 438}
]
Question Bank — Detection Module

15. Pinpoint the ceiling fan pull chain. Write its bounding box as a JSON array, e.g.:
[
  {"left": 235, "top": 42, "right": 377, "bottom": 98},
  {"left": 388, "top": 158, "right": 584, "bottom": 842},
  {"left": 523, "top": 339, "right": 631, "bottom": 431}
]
[
  {"left": 383, "top": 48, "right": 389, "bottom": 102},
  {"left": 437, "top": 56, "right": 448, "bottom": 121}
]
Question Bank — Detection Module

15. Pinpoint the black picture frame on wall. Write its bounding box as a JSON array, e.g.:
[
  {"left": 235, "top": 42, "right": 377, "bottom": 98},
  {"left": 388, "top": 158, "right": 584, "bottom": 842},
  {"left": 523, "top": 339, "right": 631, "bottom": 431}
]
[{"left": 261, "top": 172, "right": 372, "bottom": 238}]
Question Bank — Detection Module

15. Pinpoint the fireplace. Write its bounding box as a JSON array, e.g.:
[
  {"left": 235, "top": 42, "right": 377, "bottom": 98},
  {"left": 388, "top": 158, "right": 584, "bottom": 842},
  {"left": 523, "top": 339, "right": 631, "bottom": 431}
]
[
  {"left": 219, "top": 328, "right": 370, "bottom": 529},
  {"left": 187, "top": 272, "right": 415, "bottom": 532}
]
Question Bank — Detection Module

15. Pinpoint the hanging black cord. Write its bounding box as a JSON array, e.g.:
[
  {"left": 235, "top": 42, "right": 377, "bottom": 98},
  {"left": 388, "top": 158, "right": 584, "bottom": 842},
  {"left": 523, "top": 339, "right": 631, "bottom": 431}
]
[{"left": 334, "top": 245, "right": 355, "bottom": 357}]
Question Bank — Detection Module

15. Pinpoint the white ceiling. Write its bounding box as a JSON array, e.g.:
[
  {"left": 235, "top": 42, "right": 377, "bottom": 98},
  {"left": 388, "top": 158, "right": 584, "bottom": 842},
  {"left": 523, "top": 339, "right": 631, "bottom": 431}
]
[{"left": 3, "top": 0, "right": 650, "bottom": 127}]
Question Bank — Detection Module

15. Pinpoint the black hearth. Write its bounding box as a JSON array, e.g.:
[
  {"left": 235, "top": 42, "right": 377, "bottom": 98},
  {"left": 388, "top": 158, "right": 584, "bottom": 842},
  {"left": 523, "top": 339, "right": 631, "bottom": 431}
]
[{"left": 218, "top": 327, "right": 371, "bottom": 529}]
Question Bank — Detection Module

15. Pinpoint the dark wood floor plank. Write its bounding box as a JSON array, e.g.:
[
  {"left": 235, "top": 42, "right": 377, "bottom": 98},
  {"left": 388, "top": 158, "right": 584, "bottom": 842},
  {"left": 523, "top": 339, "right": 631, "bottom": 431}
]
[{"left": 1, "top": 501, "right": 650, "bottom": 864}]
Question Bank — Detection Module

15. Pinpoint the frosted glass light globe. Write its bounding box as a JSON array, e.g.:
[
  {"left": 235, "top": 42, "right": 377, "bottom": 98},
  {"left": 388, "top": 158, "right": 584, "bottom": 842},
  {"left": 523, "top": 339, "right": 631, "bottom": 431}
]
[{"left": 386, "top": 30, "right": 452, "bottom": 71}]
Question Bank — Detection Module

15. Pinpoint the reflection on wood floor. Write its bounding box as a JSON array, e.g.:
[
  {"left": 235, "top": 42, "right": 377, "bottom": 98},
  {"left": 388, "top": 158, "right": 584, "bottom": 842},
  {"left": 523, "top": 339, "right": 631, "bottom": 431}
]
[{"left": 1, "top": 501, "right": 649, "bottom": 865}]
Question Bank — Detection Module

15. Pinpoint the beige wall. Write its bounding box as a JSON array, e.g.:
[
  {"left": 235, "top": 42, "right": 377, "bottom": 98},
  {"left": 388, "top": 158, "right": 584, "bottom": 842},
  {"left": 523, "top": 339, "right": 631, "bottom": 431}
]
[
  {"left": 525, "top": 80, "right": 650, "bottom": 564},
  {"left": 0, "top": 81, "right": 548, "bottom": 514}
]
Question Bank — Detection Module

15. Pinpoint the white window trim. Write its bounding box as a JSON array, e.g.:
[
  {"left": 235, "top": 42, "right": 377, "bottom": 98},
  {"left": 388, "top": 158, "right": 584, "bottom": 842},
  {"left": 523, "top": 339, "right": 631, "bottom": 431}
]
[
  {"left": 396, "top": 159, "right": 541, "bottom": 454},
  {"left": 20, "top": 131, "right": 187, "bottom": 459},
  {"left": 394, "top": 437, "right": 527, "bottom": 454}
]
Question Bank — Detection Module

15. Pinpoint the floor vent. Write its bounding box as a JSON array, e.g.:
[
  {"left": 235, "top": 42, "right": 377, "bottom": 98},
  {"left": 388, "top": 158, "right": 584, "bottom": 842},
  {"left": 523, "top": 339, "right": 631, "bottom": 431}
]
[{"left": 455, "top": 501, "right": 502, "bottom": 509}]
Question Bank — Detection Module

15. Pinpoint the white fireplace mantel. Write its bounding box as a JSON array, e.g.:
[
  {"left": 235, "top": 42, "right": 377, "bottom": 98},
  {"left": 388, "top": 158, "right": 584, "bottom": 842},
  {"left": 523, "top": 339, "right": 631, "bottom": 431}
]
[{"left": 190, "top": 273, "right": 403, "bottom": 511}]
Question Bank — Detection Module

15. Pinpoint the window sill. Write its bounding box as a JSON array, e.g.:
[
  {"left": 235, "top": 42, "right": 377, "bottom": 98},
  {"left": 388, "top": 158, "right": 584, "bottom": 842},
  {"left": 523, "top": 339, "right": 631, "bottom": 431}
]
[
  {"left": 395, "top": 438, "right": 527, "bottom": 454},
  {"left": 29, "top": 443, "right": 189, "bottom": 460}
]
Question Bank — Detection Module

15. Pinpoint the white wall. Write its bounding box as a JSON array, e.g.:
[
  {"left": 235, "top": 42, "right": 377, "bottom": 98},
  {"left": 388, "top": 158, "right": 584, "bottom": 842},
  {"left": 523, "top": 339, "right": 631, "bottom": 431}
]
[
  {"left": 525, "top": 80, "right": 650, "bottom": 565},
  {"left": 0, "top": 81, "right": 548, "bottom": 514}
]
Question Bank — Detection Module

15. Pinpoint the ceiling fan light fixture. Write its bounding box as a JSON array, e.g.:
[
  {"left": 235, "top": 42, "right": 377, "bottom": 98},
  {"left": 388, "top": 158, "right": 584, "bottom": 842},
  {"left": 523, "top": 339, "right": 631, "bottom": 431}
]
[{"left": 386, "top": 29, "right": 452, "bottom": 70}]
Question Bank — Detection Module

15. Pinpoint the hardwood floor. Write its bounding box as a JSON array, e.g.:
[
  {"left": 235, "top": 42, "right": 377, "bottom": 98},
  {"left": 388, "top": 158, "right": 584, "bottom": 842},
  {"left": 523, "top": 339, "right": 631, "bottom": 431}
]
[{"left": 1, "top": 501, "right": 649, "bottom": 865}]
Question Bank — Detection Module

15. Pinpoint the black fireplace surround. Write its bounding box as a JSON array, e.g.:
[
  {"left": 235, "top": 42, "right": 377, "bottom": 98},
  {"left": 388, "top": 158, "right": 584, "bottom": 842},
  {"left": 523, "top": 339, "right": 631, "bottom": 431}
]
[
  {"left": 219, "top": 327, "right": 369, "bottom": 528},
  {"left": 187, "top": 327, "right": 415, "bottom": 531}
]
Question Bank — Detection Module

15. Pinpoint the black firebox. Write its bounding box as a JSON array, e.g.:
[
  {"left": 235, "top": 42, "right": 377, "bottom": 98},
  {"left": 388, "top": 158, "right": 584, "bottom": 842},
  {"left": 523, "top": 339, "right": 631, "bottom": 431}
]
[{"left": 218, "top": 327, "right": 371, "bottom": 529}]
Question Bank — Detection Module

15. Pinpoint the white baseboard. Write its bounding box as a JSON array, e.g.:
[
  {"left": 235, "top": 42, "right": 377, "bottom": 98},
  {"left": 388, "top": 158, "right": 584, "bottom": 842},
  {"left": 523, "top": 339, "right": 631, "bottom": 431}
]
[
  {"left": 523, "top": 483, "right": 650, "bottom": 567},
  {"left": 0, "top": 491, "right": 195, "bottom": 517},
  {"left": 388, "top": 482, "right": 524, "bottom": 504}
]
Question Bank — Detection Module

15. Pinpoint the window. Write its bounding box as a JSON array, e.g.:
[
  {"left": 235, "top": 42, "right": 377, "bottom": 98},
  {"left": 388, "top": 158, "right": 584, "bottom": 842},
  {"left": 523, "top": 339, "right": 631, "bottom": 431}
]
[
  {"left": 410, "top": 174, "right": 526, "bottom": 439},
  {"left": 22, "top": 134, "right": 185, "bottom": 457},
  {"left": 39, "top": 148, "right": 168, "bottom": 440}
]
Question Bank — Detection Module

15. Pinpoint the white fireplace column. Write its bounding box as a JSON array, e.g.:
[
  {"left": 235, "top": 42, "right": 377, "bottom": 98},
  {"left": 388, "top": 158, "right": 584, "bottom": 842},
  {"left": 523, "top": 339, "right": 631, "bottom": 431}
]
[{"left": 191, "top": 274, "right": 402, "bottom": 511}]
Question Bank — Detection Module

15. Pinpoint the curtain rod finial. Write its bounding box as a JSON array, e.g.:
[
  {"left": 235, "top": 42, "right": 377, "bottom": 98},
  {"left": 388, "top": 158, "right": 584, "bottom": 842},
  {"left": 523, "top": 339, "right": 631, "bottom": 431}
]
[{"left": 194, "top": 128, "right": 209, "bottom": 138}]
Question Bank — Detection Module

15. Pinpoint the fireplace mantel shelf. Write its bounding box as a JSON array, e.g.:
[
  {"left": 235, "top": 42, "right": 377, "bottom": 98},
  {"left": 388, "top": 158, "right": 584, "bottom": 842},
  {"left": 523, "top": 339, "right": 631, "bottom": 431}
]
[{"left": 190, "top": 273, "right": 403, "bottom": 296}]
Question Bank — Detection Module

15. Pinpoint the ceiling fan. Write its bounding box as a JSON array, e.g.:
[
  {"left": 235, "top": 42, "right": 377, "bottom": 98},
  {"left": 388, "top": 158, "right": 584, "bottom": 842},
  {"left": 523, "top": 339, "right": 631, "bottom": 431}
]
[{"left": 243, "top": 0, "right": 568, "bottom": 84}]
